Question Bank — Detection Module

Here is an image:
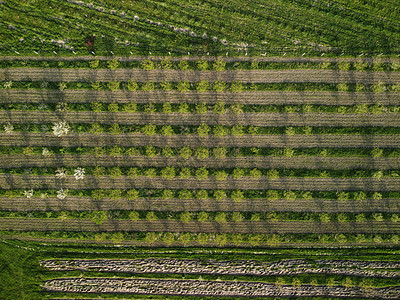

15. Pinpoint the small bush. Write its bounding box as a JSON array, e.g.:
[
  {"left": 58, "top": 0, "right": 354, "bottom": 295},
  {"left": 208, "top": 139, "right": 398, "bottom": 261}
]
[
  {"left": 141, "top": 59, "right": 155, "bottom": 70},
  {"left": 213, "top": 59, "right": 226, "bottom": 71},
  {"left": 196, "top": 59, "right": 209, "bottom": 71},
  {"left": 107, "top": 59, "right": 119, "bottom": 70},
  {"left": 127, "top": 80, "right": 139, "bottom": 91},
  {"left": 179, "top": 167, "right": 191, "bottom": 179},
  {"left": 161, "top": 167, "right": 175, "bottom": 179},
  {"left": 177, "top": 81, "right": 191, "bottom": 93},
  {"left": 214, "top": 170, "right": 228, "bottom": 181},
  {"left": 213, "top": 147, "right": 227, "bottom": 159},
  {"left": 197, "top": 211, "right": 209, "bottom": 222},
  {"left": 215, "top": 212, "right": 227, "bottom": 223},
  {"left": 214, "top": 190, "right": 227, "bottom": 201},
  {"left": 231, "top": 190, "right": 244, "bottom": 202},
  {"left": 195, "top": 167, "right": 209, "bottom": 180},
  {"left": 178, "top": 60, "right": 189, "bottom": 70},
  {"left": 195, "top": 147, "right": 209, "bottom": 160},
  {"left": 179, "top": 147, "right": 192, "bottom": 160}
]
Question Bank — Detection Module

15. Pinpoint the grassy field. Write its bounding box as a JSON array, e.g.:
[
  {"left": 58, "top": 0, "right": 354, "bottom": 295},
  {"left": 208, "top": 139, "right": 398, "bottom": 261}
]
[{"left": 1, "top": 0, "right": 400, "bottom": 56}]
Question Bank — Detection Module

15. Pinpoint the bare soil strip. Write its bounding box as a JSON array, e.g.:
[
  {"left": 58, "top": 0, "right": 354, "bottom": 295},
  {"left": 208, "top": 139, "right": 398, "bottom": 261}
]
[
  {"left": 1, "top": 197, "right": 399, "bottom": 213},
  {"left": 42, "top": 277, "right": 400, "bottom": 298},
  {"left": 3, "top": 111, "right": 399, "bottom": 127},
  {"left": 1, "top": 175, "right": 400, "bottom": 191},
  {"left": 0, "top": 218, "right": 398, "bottom": 234},
  {"left": 41, "top": 258, "right": 400, "bottom": 278},
  {"left": 2, "top": 69, "right": 400, "bottom": 84},
  {"left": 1, "top": 154, "right": 399, "bottom": 170},
  {"left": 3, "top": 89, "right": 400, "bottom": 105},
  {"left": 2, "top": 133, "right": 400, "bottom": 148}
]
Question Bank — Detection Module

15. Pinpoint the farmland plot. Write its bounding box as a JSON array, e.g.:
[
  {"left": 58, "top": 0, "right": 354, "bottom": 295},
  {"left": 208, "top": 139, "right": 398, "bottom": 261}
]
[{"left": 1, "top": 55, "right": 400, "bottom": 299}]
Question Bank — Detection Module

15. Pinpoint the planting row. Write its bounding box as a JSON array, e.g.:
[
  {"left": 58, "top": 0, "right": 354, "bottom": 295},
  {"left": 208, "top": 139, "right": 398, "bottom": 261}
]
[
  {"left": 2, "top": 153, "right": 400, "bottom": 170},
  {"left": 2, "top": 210, "right": 399, "bottom": 224},
  {"left": 4, "top": 102, "right": 400, "bottom": 115},
  {"left": 2, "top": 68, "right": 400, "bottom": 84},
  {"left": 2, "top": 145, "right": 400, "bottom": 158},
  {"left": 1, "top": 218, "right": 399, "bottom": 234},
  {"left": 4, "top": 80, "right": 400, "bottom": 95},
  {"left": 42, "top": 277, "right": 400, "bottom": 298},
  {"left": 3, "top": 111, "right": 400, "bottom": 127},
  {"left": 2, "top": 188, "right": 398, "bottom": 201},
  {"left": 2, "top": 57, "right": 399, "bottom": 71},
  {"left": 4, "top": 123, "right": 400, "bottom": 136},
  {"left": 2, "top": 174, "right": 400, "bottom": 191},
  {"left": 40, "top": 257, "right": 400, "bottom": 278},
  {"left": 4, "top": 132, "right": 400, "bottom": 148},
  {"left": 2, "top": 89, "right": 400, "bottom": 105},
  {"left": 2, "top": 195, "right": 399, "bottom": 213},
  {"left": 2, "top": 166, "right": 399, "bottom": 180}
]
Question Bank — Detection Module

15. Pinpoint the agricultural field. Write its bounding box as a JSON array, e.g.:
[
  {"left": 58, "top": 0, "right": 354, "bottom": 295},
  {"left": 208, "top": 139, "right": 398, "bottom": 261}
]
[{"left": 1, "top": 0, "right": 400, "bottom": 299}]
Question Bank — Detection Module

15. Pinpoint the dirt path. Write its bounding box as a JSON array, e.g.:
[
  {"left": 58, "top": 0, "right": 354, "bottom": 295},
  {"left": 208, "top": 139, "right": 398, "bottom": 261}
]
[
  {"left": 3, "top": 89, "right": 400, "bottom": 105},
  {"left": 42, "top": 277, "right": 400, "bottom": 298},
  {"left": 0, "top": 218, "right": 398, "bottom": 234},
  {"left": 2, "top": 68, "right": 400, "bottom": 84},
  {"left": 2, "top": 133, "right": 400, "bottom": 148},
  {"left": 1, "top": 154, "right": 399, "bottom": 170},
  {"left": 3, "top": 111, "right": 399, "bottom": 127},
  {"left": 1, "top": 197, "right": 398, "bottom": 213},
  {"left": 1, "top": 174, "right": 399, "bottom": 191}
]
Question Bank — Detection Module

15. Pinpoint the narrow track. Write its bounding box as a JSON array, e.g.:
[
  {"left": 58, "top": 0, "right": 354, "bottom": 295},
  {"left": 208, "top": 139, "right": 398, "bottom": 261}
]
[{"left": 2, "top": 133, "right": 400, "bottom": 148}]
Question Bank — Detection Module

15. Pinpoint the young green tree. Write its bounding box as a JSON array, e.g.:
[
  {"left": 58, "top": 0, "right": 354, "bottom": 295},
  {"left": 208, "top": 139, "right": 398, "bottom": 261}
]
[{"left": 195, "top": 167, "right": 209, "bottom": 181}]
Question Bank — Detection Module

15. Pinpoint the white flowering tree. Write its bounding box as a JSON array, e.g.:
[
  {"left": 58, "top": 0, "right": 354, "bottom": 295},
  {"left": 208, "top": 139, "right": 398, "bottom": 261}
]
[
  {"left": 24, "top": 189, "right": 34, "bottom": 199},
  {"left": 42, "top": 147, "right": 52, "bottom": 156},
  {"left": 52, "top": 121, "right": 70, "bottom": 137},
  {"left": 74, "top": 167, "right": 85, "bottom": 180},
  {"left": 57, "top": 189, "right": 68, "bottom": 200},
  {"left": 55, "top": 167, "right": 67, "bottom": 178},
  {"left": 4, "top": 123, "right": 14, "bottom": 134}
]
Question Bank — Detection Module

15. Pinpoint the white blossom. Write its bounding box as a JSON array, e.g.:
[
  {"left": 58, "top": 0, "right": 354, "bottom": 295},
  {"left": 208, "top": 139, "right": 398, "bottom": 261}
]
[
  {"left": 42, "top": 147, "right": 52, "bottom": 156},
  {"left": 24, "top": 189, "right": 34, "bottom": 199},
  {"left": 3, "top": 81, "right": 12, "bottom": 89},
  {"left": 55, "top": 168, "right": 67, "bottom": 178},
  {"left": 57, "top": 189, "right": 68, "bottom": 200},
  {"left": 52, "top": 121, "right": 70, "bottom": 137},
  {"left": 4, "top": 123, "right": 14, "bottom": 134},
  {"left": 74, "top": 167, "right": 85, "bottom": 180}
]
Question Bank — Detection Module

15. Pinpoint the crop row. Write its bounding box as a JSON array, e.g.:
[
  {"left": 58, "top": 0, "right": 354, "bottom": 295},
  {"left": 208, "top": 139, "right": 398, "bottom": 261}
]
[
  {"left": 2, "top": 146, "right": 400, "bottom": 159},
  {"left": 40, "top": 258, "right": 400, "bottom": 278},
  {"left": 3, "top": 188, "right": 396, "bottom": 202},
  {"left": 0, "top": 218, "right": 399, "bottom": 234},
  {"left": 1, "top": 56, "right": 399, "bottom": 64},
  {"left": 3, "top": 111, "right": 400, "bottom": 127},
  {"left": 2, "top": 68, "right": 400, "bottom": 84},
  {"left": 2, "top": 196, "right": 399, "bottom": 213},
  {"left": 6, "top": 123, "right": 400, "bottom": 136},
  {"left": 3, "top": 209, "right": 398, "bottom": 224},
  {"left": 2, "top": 89, "right": 400, "bottom": 105},
  {"left": 2, "top": 174, "right": 400, "bottom": 191},
  {"left": 42, "top": 277, "right": 400, "bottom": 298},
  {"left": 4, "top": 102, "right": 400, "bottom": 115},
  {"left": 2, "top": 133, "right": 400, "bottom": 148},
  {"left": 2, "top": 154, "right": 400, "bottom": 170}
]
